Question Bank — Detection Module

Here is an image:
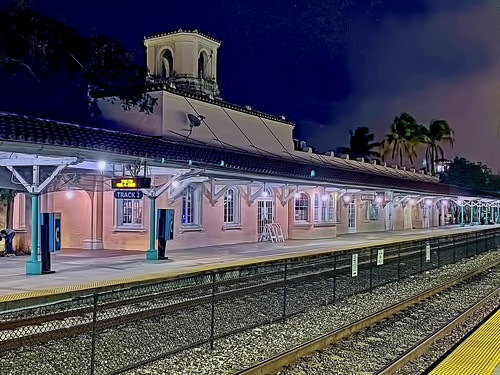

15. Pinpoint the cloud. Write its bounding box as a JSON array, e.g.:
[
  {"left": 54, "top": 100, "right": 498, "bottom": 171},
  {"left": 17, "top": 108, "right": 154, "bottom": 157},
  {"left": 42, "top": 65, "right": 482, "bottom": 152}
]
[{"left": 306, "top": 0, "right": 500, "bottom": 170}]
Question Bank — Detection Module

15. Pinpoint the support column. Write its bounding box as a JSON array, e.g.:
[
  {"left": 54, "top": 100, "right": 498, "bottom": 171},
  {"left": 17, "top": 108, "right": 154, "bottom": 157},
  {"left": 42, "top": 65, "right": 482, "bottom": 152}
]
[
  {"left": 479, "top": 206, "right": 482, "bottom": 225},
  {"left": 146, "top": 196, "right": 158, "bottom": 260},
  {"left": 26, "top": 194, "right": 42, "bottom": 275},
  {"left": 460, "top": 205, "right": 464, "bottom": 227},
  {"left": 470, "top": 206, "right": 474, "bottom": 226}
]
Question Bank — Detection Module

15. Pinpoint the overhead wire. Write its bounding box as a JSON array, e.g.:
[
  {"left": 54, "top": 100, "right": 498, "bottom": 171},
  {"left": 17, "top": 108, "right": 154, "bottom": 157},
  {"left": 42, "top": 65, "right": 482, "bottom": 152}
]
[{"left": 183, "top": 96, "right": 226, "bottom": 150}]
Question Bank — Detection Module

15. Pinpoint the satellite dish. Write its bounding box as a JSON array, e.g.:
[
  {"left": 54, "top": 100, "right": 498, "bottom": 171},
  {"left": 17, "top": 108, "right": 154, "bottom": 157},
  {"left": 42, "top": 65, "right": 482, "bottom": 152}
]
[{"left": 188, "top": 113, "right": 202, "bottom": 127}]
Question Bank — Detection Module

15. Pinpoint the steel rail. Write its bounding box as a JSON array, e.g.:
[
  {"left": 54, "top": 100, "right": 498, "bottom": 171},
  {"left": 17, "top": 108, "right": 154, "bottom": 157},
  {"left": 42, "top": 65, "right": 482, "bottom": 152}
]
[
  {"left": 232, "top": 257, "right": 500, "bottom": 375},
  {"left": 374, "top": 284, "right": 500, "bottom": 375}
]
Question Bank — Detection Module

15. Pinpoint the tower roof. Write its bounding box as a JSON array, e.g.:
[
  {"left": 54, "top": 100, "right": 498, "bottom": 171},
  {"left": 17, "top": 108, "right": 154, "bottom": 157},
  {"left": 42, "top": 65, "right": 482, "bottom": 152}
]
[{"left": 144, "top": 28, "right": 221, "bottom": 44}]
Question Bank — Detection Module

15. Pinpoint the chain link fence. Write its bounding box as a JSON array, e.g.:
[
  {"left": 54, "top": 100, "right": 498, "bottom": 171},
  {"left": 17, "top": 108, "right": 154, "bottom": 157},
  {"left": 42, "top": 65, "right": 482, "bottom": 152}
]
[{"left": 1, "top": 227, "right": 500, "bottom": 374}]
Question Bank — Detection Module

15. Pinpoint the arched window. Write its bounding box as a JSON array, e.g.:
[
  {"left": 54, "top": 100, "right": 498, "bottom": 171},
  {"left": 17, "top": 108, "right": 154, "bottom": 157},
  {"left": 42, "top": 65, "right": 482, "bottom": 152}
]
[
  {"left": 314, "top": 194, "right": 320, "bottom": 223},
  {"left": 198, "top": 53, "right": 205, "bottom": 78},
  {"left": 162, "top": 49, "right": 174, "bottom": 78},
  {"left": 322, "top": 194, "right": 335, "bottom": 222},
  {"left": 294, "top": 192, "right": 309, "bottom": 222},
  {"left": 198, "top": 51, "right": 210, "bottom": 78},
  {"left": 223, "top": 187, "right": 239, "bottom": 224},
  {"left": 182, "top": 185, "right": 201, "bottom": 226},
  {"left": 314, "top": 193, "right": 335, "bottom": 223}
]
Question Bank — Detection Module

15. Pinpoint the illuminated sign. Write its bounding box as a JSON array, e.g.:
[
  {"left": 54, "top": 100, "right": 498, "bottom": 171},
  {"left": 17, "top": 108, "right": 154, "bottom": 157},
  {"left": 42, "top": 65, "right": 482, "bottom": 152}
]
[
  {"left": 114, "top": 190, "right": 143, "bottom": 199},
  {"left": 111, "top": 177, "right": 151, "bottom": 189}
]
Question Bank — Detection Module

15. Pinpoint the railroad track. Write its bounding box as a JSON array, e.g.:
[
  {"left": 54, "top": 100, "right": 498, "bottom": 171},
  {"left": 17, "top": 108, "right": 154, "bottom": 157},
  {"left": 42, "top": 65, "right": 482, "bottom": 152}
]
[
  {"left": 0, "top": 243, "right": 435, "bottom": 352},
  {"left": 234, "top": 258, "right": 500, "bottom": 375}
]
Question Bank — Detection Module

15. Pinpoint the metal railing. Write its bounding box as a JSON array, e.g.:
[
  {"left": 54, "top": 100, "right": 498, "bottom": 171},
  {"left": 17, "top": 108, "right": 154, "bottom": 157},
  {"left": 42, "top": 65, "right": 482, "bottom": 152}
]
[{"left": 1, "top": 227, "right": 500, "bottom": 375}]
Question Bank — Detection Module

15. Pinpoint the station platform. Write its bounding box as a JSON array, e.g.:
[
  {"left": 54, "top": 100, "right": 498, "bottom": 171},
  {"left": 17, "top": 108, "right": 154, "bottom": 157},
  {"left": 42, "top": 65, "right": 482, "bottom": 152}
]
[
  {"left": 429, "top": 307, "right": 500, "bottom": 375},
  {"left": 0, "top": 224, "right": 496, "bottom": 309}
]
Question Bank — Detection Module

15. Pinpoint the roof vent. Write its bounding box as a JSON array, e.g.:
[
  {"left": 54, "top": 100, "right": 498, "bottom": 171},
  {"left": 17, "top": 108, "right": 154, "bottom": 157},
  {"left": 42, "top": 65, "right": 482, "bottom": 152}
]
[
  {"left": 356, "top": 157, "right": 365, "bottom": 162},
  {"left": 244, "top": 105, "right": 252, "bottom": 110},
  {"left": 410, "top": 168, "right": 416, "bottom": 172},
  {"left": 392, "top": 165, "right": 398, "bottom": 169},
  {"left": 303, "top": 147, "right": 313, "bottom": 153},
  {"left": 280, "top": 115, "right": 286, "bottom": 120},
  {"left": 371, "top": 160, "right": 378, "bottom": 165},
  {"left": 325, "top": 151, "right": 335, "bottom": 157}
]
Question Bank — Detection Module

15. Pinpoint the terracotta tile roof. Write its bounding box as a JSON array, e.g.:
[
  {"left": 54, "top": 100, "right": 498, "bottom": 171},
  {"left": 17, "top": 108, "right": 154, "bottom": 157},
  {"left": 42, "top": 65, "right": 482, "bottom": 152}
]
[{"left": 0, "top": 112, "right": 478, "bottom": 196}]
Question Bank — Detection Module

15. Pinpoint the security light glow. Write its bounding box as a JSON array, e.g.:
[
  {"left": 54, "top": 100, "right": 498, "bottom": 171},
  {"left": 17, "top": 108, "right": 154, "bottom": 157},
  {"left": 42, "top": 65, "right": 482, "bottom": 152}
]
[
  {"left": 442, "top": 199, "right": 448, "bottom": 206},
  {"left": 426, "top": 199, "right": 433, "bottom": 206},
  {"left": 408, "top": 199, "right": 415, "bottom": 205},
  {"left": 322, "top": 194, "right": 329, "bottom": 201},
  {"left": 294, "top": 192, "right": 302, "bottom": 199},
  {"left": 343, "top": 195, "right": 351, "bottom": 203},
  {"left": 65, "top": 191, "right": 73, "bottom": 199},
  {"left": 171, "top": 180, "right": 180, "bottom": 188},
  {"left": 375, "top": 196, "right": 383, "bottom": 204},
  {"left": 97, "top": 161, "right": 106, "bottom": 171}
]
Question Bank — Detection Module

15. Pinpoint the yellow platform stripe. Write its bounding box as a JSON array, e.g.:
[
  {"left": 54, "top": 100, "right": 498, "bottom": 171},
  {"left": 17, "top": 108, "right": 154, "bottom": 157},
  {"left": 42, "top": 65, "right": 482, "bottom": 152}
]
[{"left": 429, "top": 309, "right": 500, "bottom": 375}]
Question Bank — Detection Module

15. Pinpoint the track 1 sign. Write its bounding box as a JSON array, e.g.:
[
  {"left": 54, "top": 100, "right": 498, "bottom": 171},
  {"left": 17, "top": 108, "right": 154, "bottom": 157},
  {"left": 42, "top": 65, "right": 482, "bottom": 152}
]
[{"left": 114, "top": 190, "right": 143, "bottom": 199}]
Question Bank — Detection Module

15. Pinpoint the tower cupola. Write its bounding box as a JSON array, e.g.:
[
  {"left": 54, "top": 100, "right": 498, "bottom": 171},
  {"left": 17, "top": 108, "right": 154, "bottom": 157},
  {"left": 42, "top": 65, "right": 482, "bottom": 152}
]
[{"left": 144, "top": 29, "right": 222, "bottom": 99}]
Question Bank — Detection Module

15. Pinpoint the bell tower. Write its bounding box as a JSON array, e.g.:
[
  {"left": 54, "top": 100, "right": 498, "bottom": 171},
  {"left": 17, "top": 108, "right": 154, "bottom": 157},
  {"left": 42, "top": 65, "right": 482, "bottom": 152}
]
[{"left": 144, "top": 29, "right": 222, "bottom": 100}]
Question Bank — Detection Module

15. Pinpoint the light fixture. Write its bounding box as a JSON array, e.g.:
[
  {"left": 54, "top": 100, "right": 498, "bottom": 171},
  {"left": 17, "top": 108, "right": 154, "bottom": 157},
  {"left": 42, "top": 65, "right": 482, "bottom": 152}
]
[
  {"left": 442, "top": 199, "right": 448, "bottom": 206},
  {"left": 408, "top": 199, "right": 415, "bottom": 205},
  {"left": 322, "top": 194, "right": 329, "bottom": 201},
  {"left": 262, "top": 190, "right": 269, "bottom": 197},
  {"left": 310, "top": 170, "right": 316, "bottom": 177},
  {"left": 343, "top": 195, "right": 351, "bottom": 203},
  {"left": 294, "top": 192, "right": 302, "bottom": 199},
  {"left": 97, "top": 161, "right": 106, "bottom": 171},
  {"left": 425, "top": 199, "right": 433, "bottom": 206},
  {"left": 375, "top": 196, "right": 384, "bottom": 204},
  {"left": 65, "top": 191, "right": 73, "bottom": 199},
  {"left": 171, "top": 180, "right": 180, "bottom": 188}
]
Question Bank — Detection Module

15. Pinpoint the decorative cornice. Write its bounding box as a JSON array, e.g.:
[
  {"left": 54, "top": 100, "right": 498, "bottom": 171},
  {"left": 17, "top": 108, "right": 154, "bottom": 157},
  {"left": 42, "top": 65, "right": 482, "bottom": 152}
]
[
  {"left": 145, "top": 82, "right": 295, "bottom": 127},
  {"left": 144, "top": 28, "right": 221, "bottom": 44}
]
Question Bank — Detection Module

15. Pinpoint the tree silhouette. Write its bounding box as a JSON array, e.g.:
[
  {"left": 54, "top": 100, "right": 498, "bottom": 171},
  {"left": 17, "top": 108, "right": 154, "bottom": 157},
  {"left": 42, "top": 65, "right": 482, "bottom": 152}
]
[
  {"left": 420, "top": 119, "right": 454, "bottom": 173},
  {"left": 0, "top": 5, "right": 156, "bottom": 124},
  {"left": 336, "top": 127, "right": 380, "bottom": 161},
  {"left": 380, "top": 113, "right": 421, "bottom": 166}
]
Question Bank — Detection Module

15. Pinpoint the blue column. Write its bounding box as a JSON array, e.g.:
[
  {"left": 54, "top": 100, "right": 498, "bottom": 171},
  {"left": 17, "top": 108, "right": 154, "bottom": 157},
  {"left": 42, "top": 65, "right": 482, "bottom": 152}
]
[
  {"left": 479, "top": 206, "right": 482, "bottom": 225},
  {"left": 470, "top": 206, "right": 474, "bottom": 226},
  {"left": 460, "top": 205, "right": 464, "bottom": 227},
  {"left": 26, "top": 194, "right": 42, "bottom": 275},
  {"left": 146, "top": 196, "right": 158, "bottom": 260}
]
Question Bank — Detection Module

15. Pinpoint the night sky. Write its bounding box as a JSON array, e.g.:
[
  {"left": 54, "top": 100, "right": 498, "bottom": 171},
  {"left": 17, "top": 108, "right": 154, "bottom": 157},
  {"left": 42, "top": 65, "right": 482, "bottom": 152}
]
[{"left": 24, "top": 0, "right": 500, "bottom": 171}]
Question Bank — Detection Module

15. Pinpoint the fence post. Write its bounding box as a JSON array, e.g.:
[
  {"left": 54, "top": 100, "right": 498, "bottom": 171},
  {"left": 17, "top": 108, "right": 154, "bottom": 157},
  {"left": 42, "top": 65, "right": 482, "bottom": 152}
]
[
  {"left": 475, "top": 231, "right": 478, "bottom": 255},
  {"left": 437, "top": 238, "right": 440, "bottom": 268},
  {"left": 282, "top": 263, "right": 288, "bottom": 323},
  {"left": 210, "top": 271, "right": 216, "bottom": 350},
  {"left": 452, "top": 236, "right": 456, "bottom": 263},
  {"left": 333, "top": 255, "right": 336, "bottom": 303},
  {"left": 420, "top": 240, "right": 423, "bottom": 272},
  {"left": 369, "top": 248, "right": 373, "bottom": 292},
  {"left": 90, "top": 292, "right": 98, "bottom": 375},
  {"left": 397, "top": 244, "right": 401, "bottom": 280}
]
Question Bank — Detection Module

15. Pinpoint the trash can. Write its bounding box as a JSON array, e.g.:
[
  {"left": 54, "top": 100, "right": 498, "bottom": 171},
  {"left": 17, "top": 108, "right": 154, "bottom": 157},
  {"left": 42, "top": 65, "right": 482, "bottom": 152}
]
[{"left": 0, "top": 229, "right": 15, "bottom": 256}]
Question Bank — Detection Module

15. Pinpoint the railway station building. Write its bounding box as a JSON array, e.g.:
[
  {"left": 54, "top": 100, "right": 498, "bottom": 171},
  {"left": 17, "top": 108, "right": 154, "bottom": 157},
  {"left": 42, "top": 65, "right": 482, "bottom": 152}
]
[{"left": 1, "top": 30, "right": 499, "bottom": 274}]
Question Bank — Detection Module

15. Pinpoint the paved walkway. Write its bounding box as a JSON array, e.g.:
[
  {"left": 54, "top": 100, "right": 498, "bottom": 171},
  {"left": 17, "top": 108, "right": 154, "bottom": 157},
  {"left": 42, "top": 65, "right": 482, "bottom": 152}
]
[{"left": 0, "top": 224, "right": 496, "bottom": 308}]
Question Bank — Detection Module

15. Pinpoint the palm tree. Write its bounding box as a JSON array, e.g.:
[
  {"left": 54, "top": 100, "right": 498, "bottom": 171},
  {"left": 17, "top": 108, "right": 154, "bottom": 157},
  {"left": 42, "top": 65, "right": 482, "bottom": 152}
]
[
  {"left": 336, "top": 127, "right": 380, "bottom": 161},
  {"left": 421, "top": 119, "right": 454, "bottom": 173},
  {"left": 380, "top": 113, "right": 421, "bottom": 166}
]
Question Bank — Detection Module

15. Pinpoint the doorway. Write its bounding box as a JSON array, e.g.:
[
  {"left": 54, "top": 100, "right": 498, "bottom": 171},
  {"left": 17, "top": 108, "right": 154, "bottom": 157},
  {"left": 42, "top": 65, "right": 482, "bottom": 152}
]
[
  {"left": 348, "top": 201, "right": 356, "bottom": 233},
  {"left": 257, "top": 189, "right": 274, "bottom": 237}
]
